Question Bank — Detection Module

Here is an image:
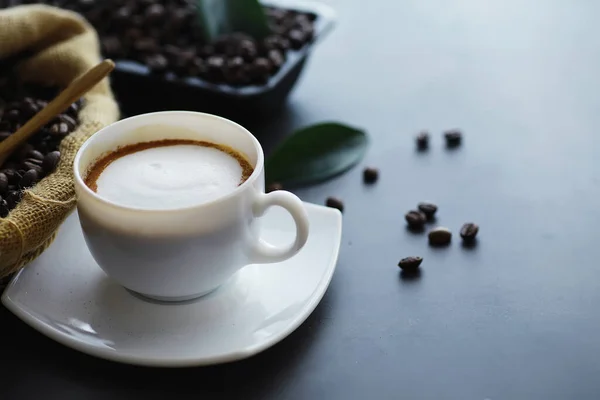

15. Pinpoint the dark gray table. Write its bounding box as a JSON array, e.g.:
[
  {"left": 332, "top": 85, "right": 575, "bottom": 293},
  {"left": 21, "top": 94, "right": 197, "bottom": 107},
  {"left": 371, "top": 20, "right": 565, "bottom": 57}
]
[{"left": 4, "top": 0, "right": 600, "bottom": 398}]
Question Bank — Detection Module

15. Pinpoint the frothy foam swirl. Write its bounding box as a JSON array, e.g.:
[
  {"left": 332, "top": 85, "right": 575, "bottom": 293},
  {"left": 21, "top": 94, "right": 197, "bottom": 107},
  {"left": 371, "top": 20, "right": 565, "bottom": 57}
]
[{"left": 87, "top": 141, "right": 253, "bottom": 210}]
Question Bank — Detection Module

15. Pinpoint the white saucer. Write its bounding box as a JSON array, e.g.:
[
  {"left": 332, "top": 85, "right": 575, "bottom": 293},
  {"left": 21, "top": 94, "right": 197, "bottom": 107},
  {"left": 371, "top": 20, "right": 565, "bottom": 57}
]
[{"left": 2, "top": 202, "right": 342, "bottom": 367}]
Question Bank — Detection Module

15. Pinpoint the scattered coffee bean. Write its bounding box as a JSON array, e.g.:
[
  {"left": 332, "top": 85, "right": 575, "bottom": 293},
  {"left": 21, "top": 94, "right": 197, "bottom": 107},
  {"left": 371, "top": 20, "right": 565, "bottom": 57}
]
[
  {"left": 444, "top": 129, "right": 462, "bottom": 147},
  {"left": 417, "top": 202, "right": 438, "bottom": 219},
  {"left": 326, "top": 196, "right": 344, "bottom": 212},
  {"left": 460, "top": 222, "right": 479, "bottom": 241},
  {"left": 398, "top": 256, "right": 423, "bottom": 272},
  {"left": 416, "top": 131, "right": 429, "bottom": 150},
  {"left": 363, "top": 167, "right": 379, "bottom": 184},
  {"left": 267, "top": 182, "right": 283, "bottom": 193},
  {"left": 405, "top": 210, "right": 426, "bottom": 229},
  {"left": 428, "top": 227, "right": 452, "bottom": 246}
]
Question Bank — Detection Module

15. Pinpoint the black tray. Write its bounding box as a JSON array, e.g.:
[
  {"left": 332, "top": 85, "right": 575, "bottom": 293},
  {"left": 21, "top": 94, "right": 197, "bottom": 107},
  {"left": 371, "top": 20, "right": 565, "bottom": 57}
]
[{"left": 111, "top": 0, "right": 336, "bottom": 120}]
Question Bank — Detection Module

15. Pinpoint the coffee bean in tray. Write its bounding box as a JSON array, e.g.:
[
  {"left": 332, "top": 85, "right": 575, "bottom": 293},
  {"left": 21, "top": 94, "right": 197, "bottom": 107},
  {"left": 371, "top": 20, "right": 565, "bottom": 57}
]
[
  {"left": 12, "top": 0, "right": 317, "bottom": 87},
  {"left": 0, "top": 73, "right": 81, "bottom": 217}
]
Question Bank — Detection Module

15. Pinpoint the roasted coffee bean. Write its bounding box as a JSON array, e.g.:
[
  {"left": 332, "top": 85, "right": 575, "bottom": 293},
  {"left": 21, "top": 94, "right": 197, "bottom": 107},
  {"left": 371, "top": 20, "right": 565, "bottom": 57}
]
[
  {"left": 21, "top": 161, "right": 43, "bottom": 175},
  {"left": 267, "top": 182, "right": 283, "bottom": 193},
  {"left": 20, "top": 98, "right": 37, "bottom": 118},
  {"left": 19, "top": 169, "right": 39, "bottom": 189},
  {"left": 0, "top": 131, "right": 11, "bottom": 141},
  {"left": 265, "top": 8, "right": 287, "bottom": 22},
  {"left": 24, "top": 157, "right": 43, "bottom": 166},
  {"left": 263, "top": 36, "right": 290, "bottom": 53},
  {"left": 363, "top": 167, "right": 379, "bottom": 184},
  {"left": 460, "top": 223, "right": 479, "bottom": 241},
  {"left": 67, "top": 101, "right": 80, "bottom": 116},
  {"left": 428, "top": 227, "right": 452, "bottom": 246},
  {"left": 444, "top": 129, "right": 462, "bottom": 147},
  {"left": 287, "top": 29, "right": 306, "bottom": 49},
  {"left": 405, "top": 210, "right": 426, "bottom": 229},
  {"left": 124, "top": 28, "right": 143, "bottom": 44},
  {"left": 268, "top": 49, "right": 285, "bottom": 70},
  {"left": 198, "top": 44, "right": 215, "bottom": 58},
  {"left": 114, "top": 6, "right": 132, "bottom": 25},
  {"left": 146, "top": 54, "right": 168, "bottom": 73},
  {"left": 238, "top": 39, "right": 258, "bottom": 61},
  {"left": 417, "top": 202, "right": 438, "bottom": 219},
  {"left": 249, "top": 57, "right": 272, "bottom": 83},
  {"left": 163, "top": 44, "right": 182, "bottom": 63},
  {"left": 326, "top": 196, "right": 344, "bottom": 212},
  {"left": 187, "top": 58, "right": 208, "bottom": 77},
  {"left": 398, "top": 256, "right": 423, "bottom": 272},
  {"left": 3, "top": 170, "right": 20, "bottom": 185},
  {"left": 6, "top": 190, "right": 22, "bottom": 209},
  {"left": 42, "top": 151, "right": 61, "bottom": 173},
  {"left": 144, "top": 3, "right": 165, "bottom": 24},
  {"left": 5, "top": 108, "right": 19, "bottom": 121},
  {"left": 0, "top": 172, "right": 7, "bottom": 195},
  {"left": 169, "top": 8, "right": 193, "bottom": 29},
  {"left": 134, "top": 38, "right": 159, "bottom": 54},
  {"left": 15, "top": 144, "right": 34, "bottom": 160},
  {"left": 3, "top": 161, "right": 17, "bottom": 172},
  {"left": 223, "top": 56, "right": 245, "bottom": 84},
  {"left": 416, "top": 131, "right": 429, "bottom": 150},
  {"left": 0, "top": 198, "right": 8, "bottom": 218},
  {"left": 27, "top": 149, "right": 44, "bottom": 161},
  {"left": 206, "top": 56, "right": 226, "bottom": 81},
  {"left": 172, "top": 50, "right": 196, "bottom": 74},
  {"left": 50, "top": 122, "right": 70, "bottom": 137}
]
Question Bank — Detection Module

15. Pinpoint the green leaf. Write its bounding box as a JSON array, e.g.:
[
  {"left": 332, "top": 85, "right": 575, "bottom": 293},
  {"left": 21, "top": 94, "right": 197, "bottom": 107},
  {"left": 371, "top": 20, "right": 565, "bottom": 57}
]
[
  {"left": 265, "top": 122, "right": 369, "bottom": 187},
  {"left": 196, "top": 0, "right": 271, "bottom": 42}
]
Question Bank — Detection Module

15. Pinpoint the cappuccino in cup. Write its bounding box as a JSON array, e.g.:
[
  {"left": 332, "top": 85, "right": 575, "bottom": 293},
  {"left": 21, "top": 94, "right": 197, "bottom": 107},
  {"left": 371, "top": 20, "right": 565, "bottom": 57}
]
[{"left": 84, "top": 139, "right": 254, "bottom": 209}]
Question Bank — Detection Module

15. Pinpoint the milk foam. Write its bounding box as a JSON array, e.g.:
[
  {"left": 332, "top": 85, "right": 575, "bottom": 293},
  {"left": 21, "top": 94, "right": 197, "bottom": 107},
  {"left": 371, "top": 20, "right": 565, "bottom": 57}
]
[{"left": 95, "top": 145, "right": 245, "bottom": 209}]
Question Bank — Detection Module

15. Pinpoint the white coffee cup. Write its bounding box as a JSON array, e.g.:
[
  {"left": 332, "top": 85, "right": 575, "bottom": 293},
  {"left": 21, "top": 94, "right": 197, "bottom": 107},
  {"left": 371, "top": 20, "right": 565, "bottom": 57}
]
[{"left": 73, "top": 111, "right": 310, "bottom": 301}]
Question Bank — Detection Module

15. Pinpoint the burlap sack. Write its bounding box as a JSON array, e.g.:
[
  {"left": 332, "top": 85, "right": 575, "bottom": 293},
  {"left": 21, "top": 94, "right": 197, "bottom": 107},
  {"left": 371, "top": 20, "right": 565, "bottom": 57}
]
[{"left": 0, "top": 5, "right": 119, "bottom": 278}]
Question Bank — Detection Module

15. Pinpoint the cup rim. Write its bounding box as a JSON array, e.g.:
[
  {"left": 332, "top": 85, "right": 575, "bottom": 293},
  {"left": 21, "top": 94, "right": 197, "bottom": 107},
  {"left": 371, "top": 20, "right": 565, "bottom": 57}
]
[{"left": 73, "top": 111, "right": 265, "bottom": 213}]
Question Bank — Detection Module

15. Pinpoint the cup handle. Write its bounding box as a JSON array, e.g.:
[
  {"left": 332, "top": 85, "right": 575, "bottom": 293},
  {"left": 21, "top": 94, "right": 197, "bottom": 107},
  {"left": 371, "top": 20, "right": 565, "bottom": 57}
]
[{"left": 249, "top": 190, "right": 310, "bottom": 264}]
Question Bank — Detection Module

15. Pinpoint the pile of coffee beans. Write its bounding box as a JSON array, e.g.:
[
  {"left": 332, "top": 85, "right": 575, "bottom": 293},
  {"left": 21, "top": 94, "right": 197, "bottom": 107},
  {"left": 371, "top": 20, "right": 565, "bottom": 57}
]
[
  {"left": 10, "top": 0, "right": 316, "bottom": 86},
  {"left": 0, "top": 71, "right": 81, "bottom": 217}
]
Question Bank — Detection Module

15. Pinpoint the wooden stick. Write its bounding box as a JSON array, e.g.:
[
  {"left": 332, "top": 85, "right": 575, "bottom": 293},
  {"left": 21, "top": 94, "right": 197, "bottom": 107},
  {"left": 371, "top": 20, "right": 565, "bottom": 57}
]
[{"left": 0, "top": 59, "right": 115, "bottom": 165}]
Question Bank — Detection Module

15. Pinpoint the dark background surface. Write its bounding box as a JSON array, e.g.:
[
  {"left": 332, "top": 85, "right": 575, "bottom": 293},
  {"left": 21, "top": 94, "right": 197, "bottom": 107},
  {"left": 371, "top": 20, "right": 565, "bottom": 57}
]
[{"left": 3, "top": 0, "right": 600, "bottom": 398}]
